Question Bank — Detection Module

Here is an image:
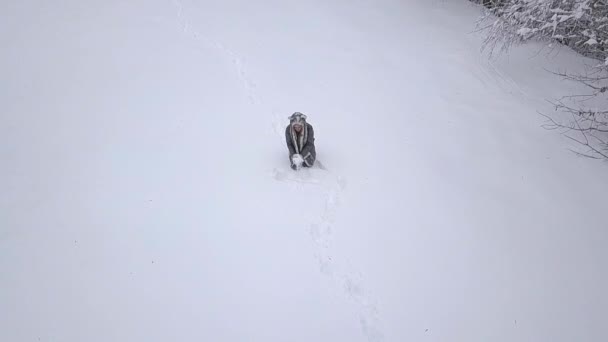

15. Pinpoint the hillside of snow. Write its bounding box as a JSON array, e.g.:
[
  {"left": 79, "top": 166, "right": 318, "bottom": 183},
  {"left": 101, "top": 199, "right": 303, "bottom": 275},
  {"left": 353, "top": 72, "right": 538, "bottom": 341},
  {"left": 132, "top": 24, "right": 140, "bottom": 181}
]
[{"left": 2, "top": 0, "right": 607, "bottom": 341}]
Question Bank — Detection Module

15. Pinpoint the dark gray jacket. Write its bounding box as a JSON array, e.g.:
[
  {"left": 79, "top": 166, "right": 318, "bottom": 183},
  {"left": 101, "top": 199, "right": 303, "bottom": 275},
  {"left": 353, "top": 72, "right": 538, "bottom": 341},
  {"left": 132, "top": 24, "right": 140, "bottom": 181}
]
[{"left": 285, "top": 123, "right": 316, "bottom": 167}]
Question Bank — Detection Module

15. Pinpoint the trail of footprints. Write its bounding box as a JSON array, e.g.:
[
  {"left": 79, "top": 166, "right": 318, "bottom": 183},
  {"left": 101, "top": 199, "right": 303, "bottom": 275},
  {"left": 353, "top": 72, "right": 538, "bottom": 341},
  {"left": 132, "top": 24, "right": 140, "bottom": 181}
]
[
  {"left": 309, "top": 177, "right": 385, "bottom": 342},
  {"left": 171, "top": 0, "right": 260, "bottom": 105}
]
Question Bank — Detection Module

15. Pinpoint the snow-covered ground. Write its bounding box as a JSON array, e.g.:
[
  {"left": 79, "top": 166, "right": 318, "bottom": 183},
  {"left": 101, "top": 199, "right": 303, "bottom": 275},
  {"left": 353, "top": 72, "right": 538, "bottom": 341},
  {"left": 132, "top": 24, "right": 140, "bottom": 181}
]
[{"left": 2, "top": 0, "right": 607, "bottom": 341}]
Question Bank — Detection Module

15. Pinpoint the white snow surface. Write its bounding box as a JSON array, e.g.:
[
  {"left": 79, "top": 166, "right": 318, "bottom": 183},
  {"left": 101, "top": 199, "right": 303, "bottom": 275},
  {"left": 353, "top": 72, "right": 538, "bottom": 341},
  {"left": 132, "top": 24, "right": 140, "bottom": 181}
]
[{"left": 2, "top": 0, "right": 608, "bottom": 341}]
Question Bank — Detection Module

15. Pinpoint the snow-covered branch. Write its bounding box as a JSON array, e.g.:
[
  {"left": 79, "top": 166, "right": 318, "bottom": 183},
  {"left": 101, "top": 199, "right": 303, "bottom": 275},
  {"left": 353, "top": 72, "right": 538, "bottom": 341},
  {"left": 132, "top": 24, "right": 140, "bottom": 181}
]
[{"left": 472, "top": 0, "right": 608, "bottom": 160}]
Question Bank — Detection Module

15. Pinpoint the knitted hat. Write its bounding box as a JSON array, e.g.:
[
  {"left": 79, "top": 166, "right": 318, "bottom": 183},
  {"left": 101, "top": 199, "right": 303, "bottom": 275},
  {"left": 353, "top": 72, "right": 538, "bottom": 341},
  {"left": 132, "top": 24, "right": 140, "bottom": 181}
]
[{"left": 289, "top": 112, "right": 307, "bottom": 125}]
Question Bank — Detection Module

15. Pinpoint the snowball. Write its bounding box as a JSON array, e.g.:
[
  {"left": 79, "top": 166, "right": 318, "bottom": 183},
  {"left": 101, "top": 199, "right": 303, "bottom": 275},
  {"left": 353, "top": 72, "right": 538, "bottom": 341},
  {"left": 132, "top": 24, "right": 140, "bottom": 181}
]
[{"left": 292, "top": 154, "right": 304, "bottom": 169}]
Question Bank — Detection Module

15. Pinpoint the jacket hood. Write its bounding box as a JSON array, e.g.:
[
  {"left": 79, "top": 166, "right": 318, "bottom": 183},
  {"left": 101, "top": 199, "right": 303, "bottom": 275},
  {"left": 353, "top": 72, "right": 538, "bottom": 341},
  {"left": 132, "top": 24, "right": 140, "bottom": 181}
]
[{"left": 288, "top": 112, "right": 309, "bottom": 154}]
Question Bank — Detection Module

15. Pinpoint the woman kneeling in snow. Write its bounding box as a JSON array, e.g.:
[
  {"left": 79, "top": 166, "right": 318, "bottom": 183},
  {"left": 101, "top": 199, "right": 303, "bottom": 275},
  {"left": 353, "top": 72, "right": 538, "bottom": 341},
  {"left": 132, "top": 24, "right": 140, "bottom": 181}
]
[{"left": 285, "top": 112, "right": 316, "bottom": 170}]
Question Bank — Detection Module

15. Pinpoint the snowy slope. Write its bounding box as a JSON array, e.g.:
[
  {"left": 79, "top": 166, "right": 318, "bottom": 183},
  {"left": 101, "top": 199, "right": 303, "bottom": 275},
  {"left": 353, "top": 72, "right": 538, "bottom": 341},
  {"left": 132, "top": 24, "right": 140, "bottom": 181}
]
[{"left": 2, "top": 0, "right": 608, "bottom": 341}]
